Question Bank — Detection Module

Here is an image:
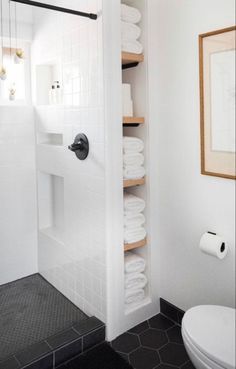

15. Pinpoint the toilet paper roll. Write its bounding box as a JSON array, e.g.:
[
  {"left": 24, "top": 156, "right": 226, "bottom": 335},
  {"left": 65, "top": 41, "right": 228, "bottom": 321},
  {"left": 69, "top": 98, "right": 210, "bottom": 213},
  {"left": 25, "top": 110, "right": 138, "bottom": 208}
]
[{"left": 199, "top": 232, "right": 228, "bottom": 260}]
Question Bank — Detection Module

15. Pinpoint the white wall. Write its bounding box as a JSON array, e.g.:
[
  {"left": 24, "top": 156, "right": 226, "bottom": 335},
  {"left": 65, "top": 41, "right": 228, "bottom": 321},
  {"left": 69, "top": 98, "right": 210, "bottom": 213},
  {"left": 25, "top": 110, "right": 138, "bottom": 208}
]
[
  {"left": 1, "top": 0, "right": 33, "bottom": 40},
  {"left": 33, "top": 0, "right": 107, "bottom": 322},
  {"left": 0, "top": 106, "right": 37, "bottom": 284},
  {"left": 148, "top": 0, "right": 235, "bottom": 311},
  {"left": 0, "top": 1, "right": 36, "bottom": 285}
]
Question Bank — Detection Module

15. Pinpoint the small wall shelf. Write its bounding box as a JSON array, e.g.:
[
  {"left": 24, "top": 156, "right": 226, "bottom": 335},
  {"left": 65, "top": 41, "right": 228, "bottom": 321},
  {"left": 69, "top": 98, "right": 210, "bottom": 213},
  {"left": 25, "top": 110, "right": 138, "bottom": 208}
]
[
  {"left": 123, "top": 177, "right": 145, "bottom": 188},
  {"left": 122, "top": 52, "right": 144, "bottom": 69},
  {"left": 124, "top": 238, "right": 147, "bottom": 252},
  {"left": 123, "top": 117, "right": 145, "bottom": 126}
]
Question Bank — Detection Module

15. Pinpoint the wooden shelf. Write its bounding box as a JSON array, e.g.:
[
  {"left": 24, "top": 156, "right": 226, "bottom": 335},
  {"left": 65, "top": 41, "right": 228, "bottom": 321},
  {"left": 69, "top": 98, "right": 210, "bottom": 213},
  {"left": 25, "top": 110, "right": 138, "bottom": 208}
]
[
  {"left": 124, "top": 238, "right": 147, "bottom": 252},
  {"left": 122, "top": 52, "right": 144, "bottom": 65},
  {"left": 123, "top": 177, "right": 145, "bottom": 188},
  {"left": 123, "top": 116, "right": 145, "bottom": 126}
]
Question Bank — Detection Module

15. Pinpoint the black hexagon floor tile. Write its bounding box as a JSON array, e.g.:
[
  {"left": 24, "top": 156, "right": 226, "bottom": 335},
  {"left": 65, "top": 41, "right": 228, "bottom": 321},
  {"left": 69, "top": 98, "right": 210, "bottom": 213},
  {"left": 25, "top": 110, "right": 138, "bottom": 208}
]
[
  {"left": 130, "top": 347, "right": 160, "bottom": 369},
  {"left": 167, "top": 326, "right": 183, "bottom": 344},
  {"left": 181, "top": 360, "right": 196, "bottom": 369},
  {"left": 112, "top": 314, "right": 191, "bottom": 369},
  {"left": 149, "top": 315, "right": 175, "bottom": 330},
  {"left": 159, "top": 343, "right": 189, "bottom": 366},
  {"left": 140, "top": 329, "right": 168, "bottom": 350},
  {"left": 112, "top": 332, "right": 140, "bottom": 354},
  {"left": 155, "top": 364, "right": 179, "bottom": 369},
  {"left": 128, "top": 321, "right": 149, "bottom": 335}
]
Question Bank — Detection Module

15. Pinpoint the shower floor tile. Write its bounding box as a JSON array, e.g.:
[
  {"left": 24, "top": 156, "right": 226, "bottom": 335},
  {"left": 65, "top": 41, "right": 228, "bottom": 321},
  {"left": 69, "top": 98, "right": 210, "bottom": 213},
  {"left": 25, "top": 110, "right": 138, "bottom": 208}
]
[
  {"left": 0, "top": 273, "right": 87, "bottom": 361},
  {"left": 111, "top": 314, "right": 195, "bottom": 369}
]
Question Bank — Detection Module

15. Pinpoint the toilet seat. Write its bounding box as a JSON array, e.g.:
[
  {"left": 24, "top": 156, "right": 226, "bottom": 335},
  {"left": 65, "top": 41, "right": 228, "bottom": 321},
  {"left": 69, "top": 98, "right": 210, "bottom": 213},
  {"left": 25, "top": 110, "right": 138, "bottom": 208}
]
[
  {"left": 182, "top": 326, "right": 225, "bottom": 369},
  {"left": 182, "top": 305, "right": 235, "bottom": 369}
]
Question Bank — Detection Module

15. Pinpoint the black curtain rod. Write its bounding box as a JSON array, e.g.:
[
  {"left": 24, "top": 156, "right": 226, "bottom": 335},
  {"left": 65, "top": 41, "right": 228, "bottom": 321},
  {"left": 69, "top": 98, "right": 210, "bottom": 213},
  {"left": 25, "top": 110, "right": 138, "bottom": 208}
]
[{"left": 10, "top": 0, "right": 97, "bottom": 20}]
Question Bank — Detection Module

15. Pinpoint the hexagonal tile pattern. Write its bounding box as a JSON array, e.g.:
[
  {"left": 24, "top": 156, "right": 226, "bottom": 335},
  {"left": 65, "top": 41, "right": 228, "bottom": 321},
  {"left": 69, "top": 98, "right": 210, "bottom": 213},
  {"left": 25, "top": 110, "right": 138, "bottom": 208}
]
[
  {"left": 155, "top": 365, "right": 178, "bottom": 369},
  {"left": 112, "top": 314, "right": 192, "bottom": 369},
  {"left": 182, "top": 360, "right": 196, "bottom": 369},
  {"left": 140, "top": 329, "right": 168, "bottom": 349},
  {"left": 159, "top": 343, "right": 189, "bottom": 366},
  {"left": 129, "top": 321, "right": 149, "bottom": 335},
  {"left": 112, "top": 332, "right": 140, "bottom": 354},
  {"left": 167, "top": 326, "right": 183, "bottom": 344},
  {"left": 149, "top": 315, "right": 175, "bottom": 330},
  {"left": 130, "top": 347, "right": 160, "bottom": 369}
]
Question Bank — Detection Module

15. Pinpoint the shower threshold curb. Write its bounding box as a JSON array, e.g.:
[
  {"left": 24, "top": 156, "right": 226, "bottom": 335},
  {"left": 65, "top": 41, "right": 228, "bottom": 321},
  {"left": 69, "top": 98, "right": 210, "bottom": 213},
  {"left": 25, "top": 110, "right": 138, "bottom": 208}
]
[{"left": 0, "top": 317, "right": 105, "bottom": 369}]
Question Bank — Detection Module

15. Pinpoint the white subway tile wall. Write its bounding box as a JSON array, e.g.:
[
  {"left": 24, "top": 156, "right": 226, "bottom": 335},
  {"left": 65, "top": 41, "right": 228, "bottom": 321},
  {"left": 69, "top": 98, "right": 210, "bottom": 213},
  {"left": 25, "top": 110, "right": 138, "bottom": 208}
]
[
  {"left": 0, "top": 106, "right": 38, "bottom": 284},
  {"left": 33, "top": 0, "right": 106, "bottom": 322}
]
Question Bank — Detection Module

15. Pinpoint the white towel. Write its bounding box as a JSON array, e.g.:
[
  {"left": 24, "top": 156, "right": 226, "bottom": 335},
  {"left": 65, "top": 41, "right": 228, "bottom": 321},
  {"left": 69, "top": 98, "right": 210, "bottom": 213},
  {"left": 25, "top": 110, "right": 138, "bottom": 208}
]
[
  {"left": 125, "top": 251, "right": 146, "bottom": 273},
  {"left": 124, "top": 226, "right": 146, "bottom": 244},
  {"left": 121, "top": 21, "right": 141, "bottom": 41},
  {"left": 121, "top": 4, "right": 142, "bottom": 24},
  {"left": 123, "top": 153, "right": 144, "bottom": 167},
  {"left": 124, "top": 213, "right": 145, "bottom": 229},
  {"left": 122, "top": 40, "right": 143, "bottom": 54},
  {"left": 125, "top": 288, "right": 145, "bottom": 305},
  {"left": 125, "top": 273, "right": 147, "bottom": 290},
  {"left": 123, "top": 136, "right": 144, "bottom": 153},
  {"left": 124, "top": 193, "right": 146, "bottom": 214},
  {"left": 123, "top": 165, "right": 145, "bottom": 180}
]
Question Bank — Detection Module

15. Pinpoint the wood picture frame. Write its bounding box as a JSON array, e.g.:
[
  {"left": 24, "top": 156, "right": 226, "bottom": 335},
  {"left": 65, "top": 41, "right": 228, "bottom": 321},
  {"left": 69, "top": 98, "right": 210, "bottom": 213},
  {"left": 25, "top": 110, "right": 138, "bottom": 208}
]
[{"left": 199, "top": 26, "right": 236, "bottom": 180}]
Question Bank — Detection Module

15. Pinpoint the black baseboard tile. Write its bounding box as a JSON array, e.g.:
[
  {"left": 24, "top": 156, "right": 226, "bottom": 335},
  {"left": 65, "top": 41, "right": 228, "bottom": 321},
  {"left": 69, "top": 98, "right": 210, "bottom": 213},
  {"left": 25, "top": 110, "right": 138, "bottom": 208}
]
[{"left": 160, "top": 298, "right": 185, "bottom": 325}]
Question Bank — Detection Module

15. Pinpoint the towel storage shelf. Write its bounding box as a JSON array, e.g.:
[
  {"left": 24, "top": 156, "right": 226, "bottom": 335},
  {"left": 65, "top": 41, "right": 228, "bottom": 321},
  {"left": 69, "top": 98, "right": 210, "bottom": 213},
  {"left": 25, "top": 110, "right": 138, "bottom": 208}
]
[
  {"left": 124, "top": 238, "right": 147, "bottom": 252},
  {"left": 122, "top": 52, "right": 144, "bottom": 69},
  {"left": 123, "top": 116, "right": 145, "bottom": 126},
  {"left": 123, "top": 177, "right": 145, "bottom": 188}
]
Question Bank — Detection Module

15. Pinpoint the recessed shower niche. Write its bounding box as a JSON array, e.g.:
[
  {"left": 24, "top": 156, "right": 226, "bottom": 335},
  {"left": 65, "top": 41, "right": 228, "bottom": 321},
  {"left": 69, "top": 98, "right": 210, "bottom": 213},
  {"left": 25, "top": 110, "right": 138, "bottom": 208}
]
[
  {"left": 35, "top": 63, "right": 62, "bottom": 106},
  {"left": 38, "top": 171, "right": 64, "bottom": 243}
]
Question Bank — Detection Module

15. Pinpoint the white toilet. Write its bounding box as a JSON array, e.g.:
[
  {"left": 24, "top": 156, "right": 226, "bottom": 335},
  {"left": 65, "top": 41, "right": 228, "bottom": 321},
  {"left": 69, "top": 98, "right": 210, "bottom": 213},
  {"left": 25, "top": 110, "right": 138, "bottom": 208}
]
[{"left": 182, "top": 305, "right": 235, "bottom": 369}]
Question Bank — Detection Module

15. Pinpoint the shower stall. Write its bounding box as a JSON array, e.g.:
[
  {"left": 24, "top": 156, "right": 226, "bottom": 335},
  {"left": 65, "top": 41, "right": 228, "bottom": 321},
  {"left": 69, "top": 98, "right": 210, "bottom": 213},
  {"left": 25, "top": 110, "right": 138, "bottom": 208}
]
[{"left": 0, "top": 0, "right": 159, "bottom": 367}]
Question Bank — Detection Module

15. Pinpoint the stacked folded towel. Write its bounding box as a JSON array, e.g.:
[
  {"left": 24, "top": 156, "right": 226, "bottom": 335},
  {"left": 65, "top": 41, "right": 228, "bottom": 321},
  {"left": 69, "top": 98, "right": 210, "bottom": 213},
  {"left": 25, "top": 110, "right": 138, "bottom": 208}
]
[
  {"left": 121, "top": 4, "right": 143, "bottom": 54},
  {"left": 124, "top": 192, "right": 146, "bottom": 244},
  {"left": 125, "top": 251, "right": 147, "bottom": 308},
  {"left": 123, "top": 136, "right": 145, "bottom": 180}
]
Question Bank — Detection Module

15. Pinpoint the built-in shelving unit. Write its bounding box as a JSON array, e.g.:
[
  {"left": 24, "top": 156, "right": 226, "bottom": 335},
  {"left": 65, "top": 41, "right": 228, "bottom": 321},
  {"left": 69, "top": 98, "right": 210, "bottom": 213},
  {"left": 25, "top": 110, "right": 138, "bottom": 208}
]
[
  {"left": 123, "top": 116, "right": 145, "bottom": 126},
  {"left": 123, "top": 177, "right": 145, "bottom": 188},
  {"left": 124, "top": 238, "right": 147, "bottom": 252},
  {"left": 122, "top": 51, "right": 144, "bottom": 69}
]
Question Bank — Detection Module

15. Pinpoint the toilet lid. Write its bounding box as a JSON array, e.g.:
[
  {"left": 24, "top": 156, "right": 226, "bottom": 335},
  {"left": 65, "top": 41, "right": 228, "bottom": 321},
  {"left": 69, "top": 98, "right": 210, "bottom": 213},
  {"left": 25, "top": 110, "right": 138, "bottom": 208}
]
[{"left": 182, "top": 305, "right": 235, "bottom": 369}]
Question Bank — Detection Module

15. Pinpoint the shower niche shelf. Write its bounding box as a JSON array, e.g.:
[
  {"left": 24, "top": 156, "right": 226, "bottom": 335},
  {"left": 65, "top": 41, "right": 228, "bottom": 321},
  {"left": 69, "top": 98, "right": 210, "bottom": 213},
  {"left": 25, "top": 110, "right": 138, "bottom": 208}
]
[
  {"left": 37, "top": 132, "right": 63, "bottom": 146},
  {"left": 35, "top": 63, "right": 62, "bottom": 106},
  {"left": 123, "top": 116, "right": 145, "bottom": 126},
  {"left": 122, "top": 52, "right": 144, "bottom": 69},
  {"left": 124, "top": 238, "right": 147, "bottom": 252},
  {"left": 123, "top": 177, "right": 146, "bottom": 188},
  {"left": 38, "top": 172, "right": 64, "bottom": 243}
]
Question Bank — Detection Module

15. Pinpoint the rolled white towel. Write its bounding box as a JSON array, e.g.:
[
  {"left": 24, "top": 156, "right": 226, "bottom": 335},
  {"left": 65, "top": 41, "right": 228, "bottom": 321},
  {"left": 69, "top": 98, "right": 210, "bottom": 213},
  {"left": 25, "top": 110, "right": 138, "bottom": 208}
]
[
  {"left": 123, "top": 153, "right": 144, "bottom": 167},
  {"left": 123, "top": 136, "right": 144, "bottom": 153},
  {"left": 123, "top": 165, "right": 145, "bottom": 180},
  {"left": 124, "top": 213, "right": 145, "bottom": 229},
  {"left": 125, "top": 288, "right": 145, "bottom": 305},
  {"left": 124, "top": 226, "right": 146, "bottom": 244},
  {"left": 122, "top": 40, "right": 143, "bottom": 54},
  {"left": 125, "top": 273, "right": 147, "bottom": 290},
  {"left": 121, "top": 21, "right": 141, "bottom": 41},
  {"left": 121, "top": 4, "right": 142, "bottom": 24},
  {"left": 125, "top": 251, "right": 146, "bottom": 273},
  {"left": 124, "top": 192, "right": 146, "bottom": 213}
]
